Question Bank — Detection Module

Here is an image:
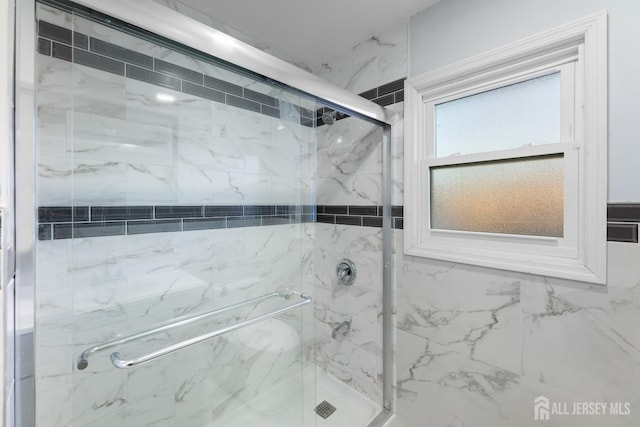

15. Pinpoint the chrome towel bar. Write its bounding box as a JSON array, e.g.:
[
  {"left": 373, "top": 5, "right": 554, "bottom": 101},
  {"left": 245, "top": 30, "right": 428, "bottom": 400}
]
[{"left": 77, "top": 291, "right": 312, "bottom": 370}]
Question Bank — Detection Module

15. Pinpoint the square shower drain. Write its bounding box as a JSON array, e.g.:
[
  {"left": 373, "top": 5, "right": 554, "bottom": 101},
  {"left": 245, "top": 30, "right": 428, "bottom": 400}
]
[{"left": 315, "top": 400, "right": 336, "bottom": 419}]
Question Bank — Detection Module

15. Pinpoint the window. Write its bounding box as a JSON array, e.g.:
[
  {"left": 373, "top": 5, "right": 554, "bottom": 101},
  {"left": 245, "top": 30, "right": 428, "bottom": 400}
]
[{"left": 404, "top": 12, "right": 607, "bottom": 284}]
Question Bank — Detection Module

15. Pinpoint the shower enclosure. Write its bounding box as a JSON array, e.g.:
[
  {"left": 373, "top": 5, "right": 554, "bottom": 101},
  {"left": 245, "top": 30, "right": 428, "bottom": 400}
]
[{"left": 12, "top": 0, "right": 393, "bottom": 425}]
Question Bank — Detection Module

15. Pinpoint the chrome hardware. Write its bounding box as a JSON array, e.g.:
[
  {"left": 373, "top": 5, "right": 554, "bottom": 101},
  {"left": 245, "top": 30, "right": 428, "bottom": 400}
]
[
  {"left": 336, "top": 259, "right": 356, "bottom": 286},
  {"left": 77, "top": 291, "right": 312, "bottom": 370},
  {"left": 331, "top": 320, "right": 351, "bottom": 339}
]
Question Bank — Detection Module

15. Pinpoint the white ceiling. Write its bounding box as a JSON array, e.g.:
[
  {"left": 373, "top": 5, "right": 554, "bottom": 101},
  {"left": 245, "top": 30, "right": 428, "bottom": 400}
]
[{"left": 179, "top": 0, "right": 441, "bottom": 69}]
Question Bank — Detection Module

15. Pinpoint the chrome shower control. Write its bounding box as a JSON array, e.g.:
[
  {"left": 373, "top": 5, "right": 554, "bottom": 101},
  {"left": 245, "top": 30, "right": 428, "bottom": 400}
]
[{"left": 336, "top": 259, "right": 356, "bottom": 286}]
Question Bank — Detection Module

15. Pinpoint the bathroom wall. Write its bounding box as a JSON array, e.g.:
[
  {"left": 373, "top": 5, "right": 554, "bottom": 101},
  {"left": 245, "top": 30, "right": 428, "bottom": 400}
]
[
  {"left": 33, "top": 4, "right": 316, "bottom": 426},
  {"left": 313, "top": 2, "right": 640, "bottom": 425}
]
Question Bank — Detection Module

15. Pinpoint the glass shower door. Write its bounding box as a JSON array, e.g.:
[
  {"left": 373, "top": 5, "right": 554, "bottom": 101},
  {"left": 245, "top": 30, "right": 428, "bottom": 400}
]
[{"left": 34, "top": 2, "right": 316, "bottom": 425}]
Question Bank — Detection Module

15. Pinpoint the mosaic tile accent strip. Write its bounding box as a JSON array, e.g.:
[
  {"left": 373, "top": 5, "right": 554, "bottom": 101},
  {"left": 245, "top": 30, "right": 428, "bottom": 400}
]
[
  {"left": 607, "top": 204, "right": 640, "bottom": 243},
  {"left": 37, "top": 205, "right": 316, "bottom": 240},
  {"left": 315, "top": 205, "right": 404, "bottom": 229},
  {"left": 607, "top": 223, "right": 638, "bottom": 243},
  {"left": 36, "top": 20, "right": 315, "bottom": 127},
  {"left": 37, "top": 204, "right": 405, "bottom": 240},
  {"left": 36, "top": 201, "right": 640, "bottom": 242}
]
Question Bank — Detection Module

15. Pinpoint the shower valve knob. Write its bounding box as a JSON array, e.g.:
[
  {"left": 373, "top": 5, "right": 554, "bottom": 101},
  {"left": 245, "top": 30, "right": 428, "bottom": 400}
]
[{"left": 336, "top": 259, "right": 357, "bottom": 286}]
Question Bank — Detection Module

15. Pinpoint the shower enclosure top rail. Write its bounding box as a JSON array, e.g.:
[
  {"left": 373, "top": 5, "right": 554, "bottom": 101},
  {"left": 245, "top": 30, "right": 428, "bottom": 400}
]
[
  {"left": 71, "top": 0, "right": 391, "bottom": 125},
  {"left": 77, "top": 290, "right": 312, "bottom": 370}
]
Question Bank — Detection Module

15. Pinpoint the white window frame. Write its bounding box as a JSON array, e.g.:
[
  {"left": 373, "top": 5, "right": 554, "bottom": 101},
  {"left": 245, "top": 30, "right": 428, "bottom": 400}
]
[{"left": 404, "top": 12, "right": 607, "bottom": 284}]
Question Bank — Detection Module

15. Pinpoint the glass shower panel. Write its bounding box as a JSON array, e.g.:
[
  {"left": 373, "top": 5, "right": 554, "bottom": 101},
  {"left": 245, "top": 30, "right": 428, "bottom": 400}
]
[{"left": 34, "top": 3, "right": 316, "bottom": 426}]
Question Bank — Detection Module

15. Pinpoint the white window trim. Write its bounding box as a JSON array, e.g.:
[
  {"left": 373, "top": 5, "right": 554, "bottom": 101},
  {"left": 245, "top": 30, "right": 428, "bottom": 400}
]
[{"left": 404, "top": 12, "right": 607, "bottom": 284}]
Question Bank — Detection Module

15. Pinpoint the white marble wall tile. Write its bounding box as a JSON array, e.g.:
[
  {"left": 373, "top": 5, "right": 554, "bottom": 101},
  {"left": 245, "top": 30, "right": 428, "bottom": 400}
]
[
  {"left": 314, "top": 22, "right": 407, "bottom": 90},
  {"left": 521, "top": 279, "right": 640, "bottom": 406},
  {"left": 34, "top": 282, "right": 74, "bottom": 393},
  {"left": 313, "top": 55, "right": 353, "bottom": 89},
  {"left": 220, "top": 171, "right": 273, "bottom": 204},
  {"left": 124, "top": 270, "right": 213, "bottom": 323},
  {"left": 70, "top": 370, "right": 129, "bottom": 424},
  {"left": 174, "top": 167, "right": 217, "bottom": 203},
  {"left": 176, "top": 129, "right": 245, "bottom": 173},
  {"left": 315, "top": 109, "right": 383, "bottom": 208},
  {"left": 34, "top": 342, "right": 73, "bottom": 394},
  {"left": 211, "top": 259, "right": 272, "bottom": 301},
  {"left": 36, "top": 384, "right": 74, "bottom": 427},
  {"left": 36, "top": 240, "right": 69, "bottom": 292},
  {"left": 69, "top": 111, "right": 174, "bottom": 166},
  {"left": 242, "top": 143, "right": 298, "bottom": 176},
  {"left": 66, "top": 235, "right": 125, "bottom": 286},
  {"left": 271, "top": 176, "right": 313, "bottom": 205},
  {"left": 395, "top": 225, "right": 640, "bottom": 425},
  {"left": 394, "top": 227, "right": 523, "bottom": 374},
  {"left": 36, "top": 3, "right": 72, "bottom": 29},
  {"left": 67, "top": 234, "right": 178, "bottom": 287},
  {"left": 121, "top": 394, "right": 175, "bottom": 427},
  {"left": 175, "top": 228, "right": 244, "bottom": 279},
  {"left": 126, "top": 163, "right": 177, "bottom": 204},
  {"left": 372, "top": 24, "right": 408, "bottom": 86},
  {"left": 270, "top": 117, "right": 310, "bottom": 151},
  {"left": 116, "top": 234, "right": 180, "bottom": 279},
  {"left": 392, "top": 329, "right": 636, "bottom": 427},
  {"left": 211, "top": 102, "right": 271, "bottom": 145},
  {"left": 608, "top": 241, "right": 640, "bottom": 290},
  {"left": 317, "top": 119, "right": 382, "bottom": 177},
  {"left": 125, "top": 79, "right": 212, "bottom": 133},
  {"left": 245, "top": 224, "right": 297, "bottom": 260},
  {"left": 36, "top": 161, "right": 73, "bottom": 206},
  {"left": 37, "top": 287, "right": 73, "bottom": 322},
  {"left": 73, "top": 159, "right": 128, "bottom": 205},
  {"left": 315, "top": 56, "right": 378, "bottom": 95},
  {"left": 312, "top": 223, "right": 384, "bottom": 403},
  {"left": 345, "top": 58, "right": 379, "bottom": 95},
  {"left": 70, "top": 67, "right": 127, "bottom": 119},
  {"left": 72, "top": 280, "right": 128, "bottom": 332},
  {"left": 316, "top": 174, "right": 382, "bottom": 205}
]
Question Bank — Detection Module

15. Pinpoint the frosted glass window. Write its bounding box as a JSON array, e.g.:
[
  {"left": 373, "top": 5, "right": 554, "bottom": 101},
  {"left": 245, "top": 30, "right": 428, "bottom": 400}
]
[
  {"left": 430, "top": 155, "right": 563, "bottom": 237},
  {"left": 435, "top": 73, "right": 561, "bottom": 157}
]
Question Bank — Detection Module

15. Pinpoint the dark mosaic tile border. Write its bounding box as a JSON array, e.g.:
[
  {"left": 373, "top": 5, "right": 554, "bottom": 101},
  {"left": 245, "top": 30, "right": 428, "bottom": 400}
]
[
  {"left": 37, "top": 204, "right": 404, "bottom": 240},
  {"left": 316, "top": 78, "right": 405, "bottom": 127},
  {"left": 607, "top": 204, "right": 640, "bottom": 243},
  {"left": 316, "top": 205, "right": 404, "bottom": 229},
  {"left": 37, "top": 20, "right": 315, "bottom": 127},
  {"left": 37, "top": 204, "right": 639, "bottom": 242},
  {"left": 38, "top": 205, "right": 317, "bottom": 240}
]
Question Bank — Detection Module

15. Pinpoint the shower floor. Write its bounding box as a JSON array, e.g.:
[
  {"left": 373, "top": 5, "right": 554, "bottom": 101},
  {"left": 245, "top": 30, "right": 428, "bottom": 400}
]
[{"left": 210, "top": 365, "right": 381, "bottom": 427}]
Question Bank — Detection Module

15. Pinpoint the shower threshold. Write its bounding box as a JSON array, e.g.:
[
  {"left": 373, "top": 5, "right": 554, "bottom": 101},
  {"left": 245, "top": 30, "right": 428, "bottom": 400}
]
[{"left": 208, "top": 365, "right": 381, "bottom": 427}]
